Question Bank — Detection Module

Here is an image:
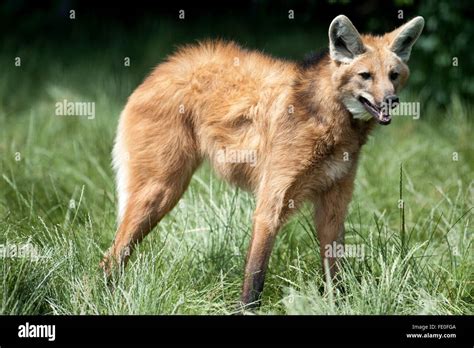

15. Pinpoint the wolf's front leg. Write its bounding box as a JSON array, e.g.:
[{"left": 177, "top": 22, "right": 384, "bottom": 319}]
[
  {"left": 314, "top": 171, "right": 356, "bottom": 280},
  {"left": 240, "top": 182, "right": 295, "bottom": 309},
  {"left": 240, "top": 215, "right": 280, "bottom": 308}
]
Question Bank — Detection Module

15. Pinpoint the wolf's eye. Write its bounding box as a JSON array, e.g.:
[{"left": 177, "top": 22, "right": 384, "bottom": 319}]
[
  {"left": 359, "top": 72, "right": 371, "bottom": 80},
  {"left": 390, "top": 71, "right": 399, "bottom": 81}
]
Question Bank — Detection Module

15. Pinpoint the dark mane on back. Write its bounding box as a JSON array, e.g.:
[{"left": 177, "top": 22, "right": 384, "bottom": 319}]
[{"left": 299, "top": 48, "right": 329, "bottom": 69}]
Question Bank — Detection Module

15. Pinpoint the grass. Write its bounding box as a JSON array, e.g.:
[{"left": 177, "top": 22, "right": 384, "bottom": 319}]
[{"left": 1, "top": 24, "right": 473, "bottom": 315}]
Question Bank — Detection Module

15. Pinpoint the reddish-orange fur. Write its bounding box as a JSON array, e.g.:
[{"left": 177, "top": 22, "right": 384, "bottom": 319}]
[{"left": 100, "top": 15, "right": 424, "bottom": 307}]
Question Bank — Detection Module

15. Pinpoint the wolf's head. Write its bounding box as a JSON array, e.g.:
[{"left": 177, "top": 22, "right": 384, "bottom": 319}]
[{"left": 328, "top": 15, "right": 424, "bottom": 125}]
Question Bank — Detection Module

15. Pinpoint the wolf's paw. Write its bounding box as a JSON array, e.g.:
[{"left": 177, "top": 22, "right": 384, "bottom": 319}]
[{"left": 99, "top": 252, "right": 112, "bottom": 275}]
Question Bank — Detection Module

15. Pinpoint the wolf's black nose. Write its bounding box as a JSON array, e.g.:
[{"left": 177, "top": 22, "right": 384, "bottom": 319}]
[{"left": 384, "top": 95, "right": 399, "bottom": 108}]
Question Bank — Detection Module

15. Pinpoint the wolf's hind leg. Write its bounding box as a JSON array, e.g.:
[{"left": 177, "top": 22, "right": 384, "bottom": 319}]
[
  {"left": 100, "top": 112, "right": 200, "bottom": 276},
  {"left": 100, "top": 178, "right": 191, "bottom": 276}
]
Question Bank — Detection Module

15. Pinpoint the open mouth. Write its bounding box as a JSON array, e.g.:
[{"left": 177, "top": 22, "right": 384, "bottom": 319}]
[{"left": 358, "top": 96, "right": 392, "bottom": 125}]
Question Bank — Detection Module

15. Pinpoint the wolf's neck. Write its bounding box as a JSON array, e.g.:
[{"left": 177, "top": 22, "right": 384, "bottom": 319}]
[{"left": 293, "top": 55, "right": 375, "bottom": 145}]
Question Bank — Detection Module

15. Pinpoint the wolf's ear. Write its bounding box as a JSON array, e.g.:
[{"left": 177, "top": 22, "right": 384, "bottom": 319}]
[
  {"left": 328, "top": 15, "right": 365, "bottom": 63},
  {"left": 389, "top": 16, "right": 424, "bottom": 62}
]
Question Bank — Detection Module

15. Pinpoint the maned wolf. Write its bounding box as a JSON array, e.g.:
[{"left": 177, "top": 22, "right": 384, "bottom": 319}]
[{"left": 100, "top": 15, "right": 424, "bottom": 307}]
